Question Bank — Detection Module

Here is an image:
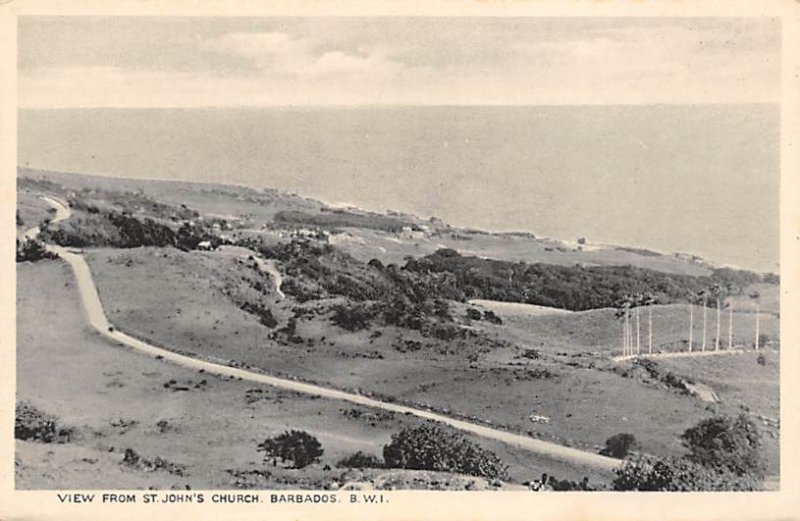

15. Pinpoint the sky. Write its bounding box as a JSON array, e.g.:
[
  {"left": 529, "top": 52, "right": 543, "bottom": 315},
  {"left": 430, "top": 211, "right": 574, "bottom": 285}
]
[{"left": 18, "top": 16, "right": 780, "bottom": 107}]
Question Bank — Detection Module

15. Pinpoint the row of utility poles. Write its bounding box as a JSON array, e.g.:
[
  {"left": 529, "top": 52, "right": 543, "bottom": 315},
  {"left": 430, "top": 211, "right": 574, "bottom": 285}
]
[{"left": 617, "top": 288, "right": 764, "bottom": 356}]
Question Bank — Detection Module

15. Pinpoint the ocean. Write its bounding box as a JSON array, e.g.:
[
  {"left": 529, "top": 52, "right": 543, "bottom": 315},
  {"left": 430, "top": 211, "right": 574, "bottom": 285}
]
[{"left": 17, "top": 105, "right": 780, "bottom": 273}]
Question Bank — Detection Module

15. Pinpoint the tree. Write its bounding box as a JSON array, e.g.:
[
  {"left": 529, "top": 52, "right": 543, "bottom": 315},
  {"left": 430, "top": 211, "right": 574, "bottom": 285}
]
[
  {"left": 725, "top": 282, "right": 737, "bottom": 350},
  {"left": 600, "top": 433, "right": 640, "bottom": 459},
  {"left": 614, "top": 296, "right": 633, "bottom": 356},
  {"left": 687, "top": 291, "right": 697, "bottom": 352},
  {"left": 709, "top": 284, "right": 724, "bottom": 351},
  {"left": 642, "top": 293, "right": 657, "bottom": 354},
  {"left": 634, "top": 293, "right": 642, "bottom": 355},
  {"left": 681, "top": 413, "right": 765, "bottom": 478},
  {"left": 257, "top": 430, "right": 323, "bottom": 469},
  {"left": 383, "top": 424, "right": 508, "bottom": 480},
  {"left": 613, "top": 454, "right": 762, "bottom": 491},
  {"left": 749, "top": 291, "right": 761, "bottom": 351},
  {"left": 699, "top": 289, "right": 708, "bottom": 351}
]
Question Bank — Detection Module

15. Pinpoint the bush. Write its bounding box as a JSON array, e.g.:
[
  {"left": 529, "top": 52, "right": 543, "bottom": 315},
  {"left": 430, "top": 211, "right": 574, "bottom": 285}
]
[
  {"left": 600, "top": 433, "right": 640, "bottom": 459},
  {"left": 681, "top": 413, "right": 764, "bottom": 477},
  {"left": 331, "top": 303, "right": 377, "bottom": 332},
  {"left": 16, "top": 238, "right": 57, "bottom": 263},
  {"left": 383, "top": 424, "right": 508, "bottom": 480},
  {"left": 483, "top": 310, "right": 503, "bottom": 324},
  {"left": 336, "top": 451, "right": 384, "bottom": 469},
  {"left": 15, "top": 403, "right": 73, "bottom": 443},
  {"left": 257, "top": 430, "right": 323, "bottom": 469},
  {"left": 612, "top": 455, "right": 762, "bottom": 491},
  {"left": 240, "top": 302, "right": 278, "bottom": 328},
  {"left": 465, "top": 308, "right": 483, "bottom": 321}
]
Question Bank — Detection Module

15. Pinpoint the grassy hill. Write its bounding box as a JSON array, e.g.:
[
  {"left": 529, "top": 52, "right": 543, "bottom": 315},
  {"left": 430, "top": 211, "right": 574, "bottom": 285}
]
[
  {"left": 18, "top": 259, "right": 583, "bottom": 489},
  {"left": 16, "top": 167, "right": 781, "bottom": 488}
]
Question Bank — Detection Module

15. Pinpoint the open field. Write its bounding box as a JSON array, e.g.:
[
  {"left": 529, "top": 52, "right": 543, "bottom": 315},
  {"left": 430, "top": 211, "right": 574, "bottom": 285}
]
[
  {"left": 80, "top": 246, "right": 779, "bottom": 475},
  {"left": 18, "top": 259, "right": 605, "bottom": 488},
  {"left": 484, "top": 300, "right": 779, "bottom": 357},
  {"left": 469, "top": 299, "right": 575, "bottom": 317},
  {"left": 16, "top": 172, "right": 780, "bottom": 489},
  {"left": 16, "top": 190, "right": 54, "bottom": 233}
]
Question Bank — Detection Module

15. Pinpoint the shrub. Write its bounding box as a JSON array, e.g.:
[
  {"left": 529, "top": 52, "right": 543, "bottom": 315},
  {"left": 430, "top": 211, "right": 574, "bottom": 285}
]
[
  {"left": 383, "top": 424, "right": 508, "bottom": 480},
  {"left": 521, "top": 349, "right": 541, "bottom": 360},
  {"left": 681, "top": 413, "right": 764, "bottom": 477},
  {"left": 331, "top": 303, "right": 377, "bottom": 332},
  {"left": 612, "top": 455, "right": 762, "bottom": 491},
  {"left": 16, "top": 238, "right": 57, "bottom": 263},
  {"left": 600, "top": 433, "right": 640, "bottom": 459},
  {"left": 240, "top": 302, "right": 278, "bottom": 328},
  {"left": 336, "top": 451, "right": 384, "bottom": 469},
  {"left": 483, "top": 310, "right": 503, "bottom": 324},
  {"left": 15, "top": 403, "right": 72, "bottom": 443},
  {"left": 257, "top": 430, "right": 323, "bottom": 469},
  {"left": 465, "top": 308, "right": 483, "bottom": 321}
]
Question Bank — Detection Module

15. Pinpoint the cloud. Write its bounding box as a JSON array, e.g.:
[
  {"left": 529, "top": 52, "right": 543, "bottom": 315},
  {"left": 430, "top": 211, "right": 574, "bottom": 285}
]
[
  {"left": 18, "top": 19, "right": 780, "bottom": 108},
  {"left": 207, "top": 31, "right": 406, "bottom": 79}
]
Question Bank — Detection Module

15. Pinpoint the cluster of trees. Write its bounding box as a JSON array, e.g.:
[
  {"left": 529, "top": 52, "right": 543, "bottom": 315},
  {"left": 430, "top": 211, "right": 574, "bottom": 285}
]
[
  {"left": 257, "top": 424, "right": 508, "bottom": 481},
  {"left": 404, "top": 249, "right": 773, "bottom": 312},
  {"left": 239, "top": 238, "right": 463, "bottom": 336},
  {"left": 255, "top": 414, "right": 764, "bottom": 492},
  {"left": 613, "top": 413, "right": 765, "bottom": 491},
  {"left": 41, "top": 211, "right": 177, "bottom": 248},
  {"left": 40, "top": 207, "right": 224, "bottom": 252}
]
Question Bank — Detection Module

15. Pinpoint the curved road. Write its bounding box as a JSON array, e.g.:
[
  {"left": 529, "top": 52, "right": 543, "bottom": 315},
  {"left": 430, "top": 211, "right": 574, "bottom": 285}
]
[{"left": 30, "top": 196, "right": 620, "bottom": 471}]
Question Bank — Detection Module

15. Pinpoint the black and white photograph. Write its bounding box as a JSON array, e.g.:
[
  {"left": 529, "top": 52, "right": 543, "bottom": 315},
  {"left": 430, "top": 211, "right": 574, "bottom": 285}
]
[{"left": 3, "top": 3, "right": 799, "bottom": 520}]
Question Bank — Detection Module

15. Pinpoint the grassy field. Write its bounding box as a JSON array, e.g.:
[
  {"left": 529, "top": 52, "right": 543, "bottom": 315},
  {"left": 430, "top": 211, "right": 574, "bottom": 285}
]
[
  {"left": 488, "top": 300, "right": 779, "bottom": 356},
  {"left": 16, "top": 189, "right": 54, "bottom": 232},
  {"left": 17, "top": 170, "right": 780, "bottom": 488},
  {"left": 16, "top": 259, "right": 617, "bottom": 488},
  {"left": 80, "top": 246, "right": 779, "bottom": 475}
]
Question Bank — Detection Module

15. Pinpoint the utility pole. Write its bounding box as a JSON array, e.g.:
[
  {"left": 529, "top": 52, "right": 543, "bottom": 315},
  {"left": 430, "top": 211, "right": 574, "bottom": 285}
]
[{"left": 728, "top": 300, "right": 733, "bottom": 350}]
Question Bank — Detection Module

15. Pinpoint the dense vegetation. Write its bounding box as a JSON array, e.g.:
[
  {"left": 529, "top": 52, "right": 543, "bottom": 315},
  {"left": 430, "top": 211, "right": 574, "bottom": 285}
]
[
  {"left": 238, "top": 238, "right": 463, "bottom": 337},
  {"left": 41, "top": 211, "right": 177, "bottom": 248},
  {"left": 613, "top": 413, "right": 765, "bottom": 491},
  {"left": 382, "top": 424, "right": 508, "bottom": 480},
  {"left": 404, "top": 249, "right": 773, "bottom": 311}
]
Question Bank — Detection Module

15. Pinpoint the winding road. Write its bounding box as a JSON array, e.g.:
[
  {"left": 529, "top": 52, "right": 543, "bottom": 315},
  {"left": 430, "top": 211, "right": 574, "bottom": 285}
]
[{"left": 28, "top": 196, "right": 620, "bottom": 471}]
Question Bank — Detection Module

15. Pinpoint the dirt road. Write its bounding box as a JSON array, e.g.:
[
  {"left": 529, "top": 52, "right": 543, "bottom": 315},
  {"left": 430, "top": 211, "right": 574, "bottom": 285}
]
[
  {"left": 32, "top": 196, "right": 621, "bottom": 471},
  {"left": 612, "top": 349, "right": 751, "bottom": 363}
]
